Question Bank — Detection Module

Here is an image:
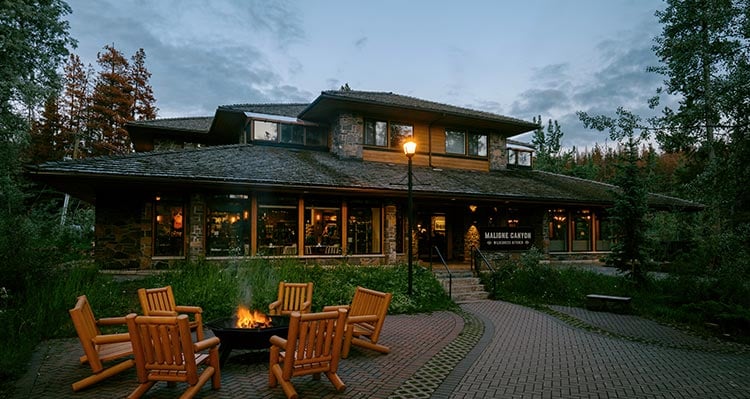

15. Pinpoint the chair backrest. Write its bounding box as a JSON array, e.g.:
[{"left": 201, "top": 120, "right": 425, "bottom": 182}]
[
  {"left": 325, "top": 244, "right": 340, "bottom": 255},
  {"left": 126, "top": 313, "right": 200, "bottom": 385},
  {"left": 138, "top": 286, "right": 178, "bottom": 316},
  {"left": 275, "top": 281, "right": 313, "bottom": 315},
  {"left": 69, "top": 295, "right": 104, "bottom": 371},
  {"left": 283, "top": 245, "right": 297, "bottom": 255},
  {"left": 349, "top": 287, "right": 392, "bottom": 342},
  {"left": 281, "top": 309, "right": 347, "bottom": 379}
]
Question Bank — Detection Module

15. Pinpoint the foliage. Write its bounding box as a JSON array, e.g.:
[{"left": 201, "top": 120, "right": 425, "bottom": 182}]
[
  {"left": 88, "top": 45, "right": 134, "bottom": 155},
  {"left": 485, "top": 262, "right": 750, "bottom": 341},
  {"left": 578, "top": 108, "right": 653, "bottom": 284},
  {"left": 0, "top": 0, "right": 75, "bottom": 134},
  {"left": 531, "top": 116, "right": 571, "bottom": 173},
  {"left": 130, "top": 48, "right": 158, "bottom": 121}
]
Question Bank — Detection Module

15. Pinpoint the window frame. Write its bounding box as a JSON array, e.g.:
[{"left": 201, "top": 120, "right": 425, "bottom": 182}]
[
  {"left": 444, "top": 128, "right": 488, "bottom": 158},
  {"left": 247, "top": 119, "right": 326, "bottom": 147},
  {"left": 363, "top": 119, "right": 413, "bottom": 150}
]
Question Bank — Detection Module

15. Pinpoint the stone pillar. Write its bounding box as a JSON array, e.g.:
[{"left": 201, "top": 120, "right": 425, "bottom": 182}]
[
  {"left": 463, "top": 225, "right": 480, "bottom": 262},
  {"left": 384, "top": 204, "right": 398, "bottom": 264},
  {"left": 488, "top": 134, "right": 507, "bottom": 171},
  {"left": 331, "top": 112, "right": 363, "bottom": 159},
  {"left": 188, "top": 193, "right": 205, "bottom": 259}
]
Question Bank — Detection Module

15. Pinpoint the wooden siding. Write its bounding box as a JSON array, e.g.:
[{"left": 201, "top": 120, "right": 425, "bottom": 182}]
[{"left": 361, "top": 121, "right": 490, "bottom": 171}]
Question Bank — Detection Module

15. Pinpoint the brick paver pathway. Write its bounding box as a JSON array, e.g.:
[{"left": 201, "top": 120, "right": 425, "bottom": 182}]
[{"left": 13, "top": 301, "right": 750, "bottom": 398}]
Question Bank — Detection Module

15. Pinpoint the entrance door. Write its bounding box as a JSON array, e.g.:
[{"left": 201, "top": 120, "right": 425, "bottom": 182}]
[{"left": 417, "top": 213, "right": 448, "bottom": 261}]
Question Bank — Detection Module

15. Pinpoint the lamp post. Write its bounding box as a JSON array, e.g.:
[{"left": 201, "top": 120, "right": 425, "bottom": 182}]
[{"left": 403, "top": 140, "right": 417, "bottom": 296}]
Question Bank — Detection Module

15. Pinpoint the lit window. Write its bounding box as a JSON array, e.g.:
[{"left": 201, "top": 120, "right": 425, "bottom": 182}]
[{"left": 154, "top": 198, "right": 184, "bottom": 257}]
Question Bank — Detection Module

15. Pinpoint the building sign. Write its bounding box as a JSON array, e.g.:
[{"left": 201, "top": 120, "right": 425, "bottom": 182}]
[{"left": 481, "top": 227, "right": 534, "bottom": 250}]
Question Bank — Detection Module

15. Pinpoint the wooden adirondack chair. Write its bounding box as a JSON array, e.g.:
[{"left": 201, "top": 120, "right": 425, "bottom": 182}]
[
  {"left": 269, "top": 309, "right": 348, "bottom": 399},
  {"left": 68, "top": 295, "right": 134, "bottom": 392},
  {"left": 268, "top": 281, "right": 314, "bottom": 316},
  {"left": 324, "top": 286, "right": 392, "bottom": 358},
  {"left": 125, "top": 313, "right": 221, "bottom": 399},
  {"left": 137, "top": 285, "right": 204, "bottom": 340}
]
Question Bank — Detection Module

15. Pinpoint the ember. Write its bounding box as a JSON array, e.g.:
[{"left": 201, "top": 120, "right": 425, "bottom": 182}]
[{"left": 235, "top": 305, "right": 271, "bottom": 329}]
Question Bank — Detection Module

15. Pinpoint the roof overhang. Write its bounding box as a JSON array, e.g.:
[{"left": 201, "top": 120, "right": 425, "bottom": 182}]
[{"left": 299, "top": 93, "right": 538, "bottom": 136}]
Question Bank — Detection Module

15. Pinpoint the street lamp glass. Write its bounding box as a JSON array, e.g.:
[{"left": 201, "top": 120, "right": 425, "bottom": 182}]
[{"left": 403, "top": 140, "right": 417, "bottom": 157}]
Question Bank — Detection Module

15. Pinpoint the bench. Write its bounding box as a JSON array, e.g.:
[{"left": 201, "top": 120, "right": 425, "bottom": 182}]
[{"left": 585, "top": 294, "right": 632, "bottom": 314}]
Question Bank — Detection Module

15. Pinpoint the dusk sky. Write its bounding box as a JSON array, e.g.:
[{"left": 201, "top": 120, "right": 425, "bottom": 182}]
[{"left": 64, "top": 0, "right": 675, "bottom": 149}]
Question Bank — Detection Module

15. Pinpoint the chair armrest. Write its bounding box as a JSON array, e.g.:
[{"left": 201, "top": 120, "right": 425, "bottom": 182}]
[
  {"left": 347, "top": 314, "right": 379, "bottom": 324},
  {"left": 175, "top": 305, "right": 202, "bottom": 314},
  {"left": 269, "top": 335, "right": 287, "bottom": 349},
  {"left": 97, "top": 316, "right": 128, "bottom": 326},
  {"left": 148, "top": 310, "right": 177, "bottom": 317},
  {"left": 92, "top": 332, "right": 131, "bottom": 345},
  {"left": 268, "top": 300, "right": 281, "bottom": 311},
  {"left": 301, "top": 300, "right": 312, "bottom": 312},
  {"left": 194, "top": 337, "right": 220, "bottom": 352},
  {"left": 322, "top": 305, "right": 349, "bottom": 312}
]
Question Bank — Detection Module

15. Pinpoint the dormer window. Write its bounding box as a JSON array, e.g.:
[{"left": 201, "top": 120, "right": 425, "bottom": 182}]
[
  {"left": 445, "top": 129, "right": 487, "bottom": 157},
  {"left": 247, "top": 119, "right": 326, "bottom": 147},
  {"left": 364, "top": 119, "right": 413, "bottom": 149},
  {"left": 508, "top": 148, "right": 533, "bottom": 168}
]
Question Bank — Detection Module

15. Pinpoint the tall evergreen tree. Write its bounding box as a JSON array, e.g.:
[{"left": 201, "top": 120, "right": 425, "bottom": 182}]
[
  {"left": 129, "top": 48, "right": 157, "bottom": 120},
  {"left": 27, "top": 94, "right": 64, "bottom": 163},
  {"left": 578, "top": 108, "right": 652, "bottom": 285},
  {"left": 61, "top": 53, "right": 93, "bottom": 158},
  {"left": 89, "top": 45, "right": 133, "bottom": 155}
]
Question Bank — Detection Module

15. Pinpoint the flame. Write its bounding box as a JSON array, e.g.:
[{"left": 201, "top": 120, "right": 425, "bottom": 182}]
[{"left": 235, "top": 304, "right": 272, "bottom": 329}]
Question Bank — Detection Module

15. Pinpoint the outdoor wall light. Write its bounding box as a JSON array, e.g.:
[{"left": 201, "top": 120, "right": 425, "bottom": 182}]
[{"left": 469, "top": 204, "right": 478, "bottom": 212}]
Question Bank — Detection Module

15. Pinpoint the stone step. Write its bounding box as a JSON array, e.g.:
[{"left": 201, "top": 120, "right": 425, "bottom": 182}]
[
  {"left": 451, "top": 290, "right": 490, "bottom": 303},
  {"left": 434, "top": 272, "right": 490, "bottom": 303}
]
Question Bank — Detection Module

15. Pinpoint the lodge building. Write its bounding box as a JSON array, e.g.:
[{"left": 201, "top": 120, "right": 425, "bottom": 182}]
[{"left": 26, "top": 90, "right": 700, "bottom": 269}]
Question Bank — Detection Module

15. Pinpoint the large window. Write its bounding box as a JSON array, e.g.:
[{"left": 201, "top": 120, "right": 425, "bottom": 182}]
[
  {"left": 206, "top": 194, "right": 250, "bottom": 256},
  {"left": 548, "top": 209, "right": 568, "bottom": 252},
  {"left": 249, "top": 120, "right": 325, "bottom": 147},
  {"left": 347, "top": 201, "right": 382, "bottom": 255},
  {"left": 364, "top": 119, "right": 413, "bottom": 149},
  {"left": 304, "top": 201, "right": 341, "bottom": 255},
  {"left": 445, "top": 129, "right": 487, "bottom": 157},
  {"left": 154, "top": 198, "right": 184, "bottom": 257},
  {"left": 572, "top": 209, "right": 592, "bottom": 251},
  {"left": 257, "top": 197, "right": 298, "bottom": 256}
]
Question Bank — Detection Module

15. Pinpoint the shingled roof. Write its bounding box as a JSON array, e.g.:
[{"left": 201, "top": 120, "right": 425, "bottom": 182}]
[
  {"left": 26, "top": 144, "right": 701, "bottom": 210},
  {"left": 302, "top": 90, "right": 538, "bottom": 128},
  {"left": 127, "top": 117, "right": 214, "bottom": 132},
  {"left": 218, "top": 103, "right": 310, "bottom": 118}
]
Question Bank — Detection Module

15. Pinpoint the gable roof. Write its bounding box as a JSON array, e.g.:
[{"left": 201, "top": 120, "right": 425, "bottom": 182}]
[
  {"left": 25, "top": 144, "right": 701, "bottom": 211},
  {"left": 127, "top": 116, "right": 214, "bottom": 132}
]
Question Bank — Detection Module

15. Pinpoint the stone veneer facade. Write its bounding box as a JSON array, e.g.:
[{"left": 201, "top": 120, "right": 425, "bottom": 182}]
[{"left": 331, "top": 112, "right": 364, "bottom": 159}]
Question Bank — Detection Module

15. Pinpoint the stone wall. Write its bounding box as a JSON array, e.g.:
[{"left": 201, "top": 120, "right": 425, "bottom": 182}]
[
  {"left": 95, "top": 195, "right": 148, "bottom": 269},
  {"left": 488, "top": 134, "right": 507, "bottom": 171},
  {"left": 331, "top": 112, "right": 363, "bottom": 159}
]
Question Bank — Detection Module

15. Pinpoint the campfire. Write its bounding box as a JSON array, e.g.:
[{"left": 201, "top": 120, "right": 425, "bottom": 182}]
[
  {"left": 206, "top": 305, "right": 291, "bottom": 366},
  {"left": 235, "top": 305, "right": 272, "bottom": 329}
]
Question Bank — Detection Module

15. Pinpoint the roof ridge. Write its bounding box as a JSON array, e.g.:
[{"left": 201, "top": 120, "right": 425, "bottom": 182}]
[{"left": 219, "top": 102, "right": 311, "bottom": 108}]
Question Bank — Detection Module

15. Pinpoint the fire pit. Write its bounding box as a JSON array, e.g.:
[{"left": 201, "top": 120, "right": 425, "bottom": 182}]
[{"left": 206, "top": 306, "right": 290, "bottom": 365}]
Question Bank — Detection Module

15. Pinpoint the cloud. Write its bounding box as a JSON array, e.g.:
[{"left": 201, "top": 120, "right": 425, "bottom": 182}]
[
  {"left": 353, "top": 36, "right": 368, "bottom": 49},
  {"left": 65, "top": 0, "right": 307, "bottom": 117},
  {"left": 509, "top": 19, "right": 673, "bottom": 149}
]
